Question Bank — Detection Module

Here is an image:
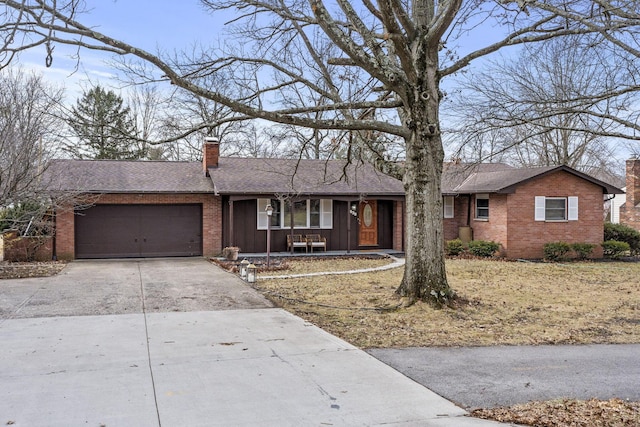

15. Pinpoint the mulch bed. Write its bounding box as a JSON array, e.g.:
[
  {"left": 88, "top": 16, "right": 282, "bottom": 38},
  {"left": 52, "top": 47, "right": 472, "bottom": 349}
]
[
  {"left": 0, "top": 261, "right": 67, "bottom": 279},
  {"left": 210, "top": 254, "right": 387, "bottom": 274}
]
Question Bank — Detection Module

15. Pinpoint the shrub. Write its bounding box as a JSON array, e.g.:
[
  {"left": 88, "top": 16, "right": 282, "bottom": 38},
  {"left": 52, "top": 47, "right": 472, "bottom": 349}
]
[
  {"left": 604, "top": 223, "right": 640, "bottom": 255},
  {"left": 601, "top": 240, "right": 630, "bottom": 259},
  {"left": 467, "top": 240, "right": 500, "bottom": 258},
  {"left": 445, "top": 239, "right": 465, "bottom": 256},
  {"left": 571, "top": 243, "right": 596, "bottom": 260},
  {"left": 543, "top": 242, "right": 572, "bottom": 261}
]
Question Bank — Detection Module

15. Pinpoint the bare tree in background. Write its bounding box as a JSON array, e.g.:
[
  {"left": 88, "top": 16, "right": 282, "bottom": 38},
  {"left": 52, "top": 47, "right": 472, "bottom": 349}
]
[
  {"left": 0, "top": 66, "right": 66, "bottom": 233},
  {"left": 446, "top": 35, "right": 634, "bottom": 178},
  {"left": 127, "top": 84, "right": 171, "bottom": 160},
  {"left": 1, "top": 0, "right": 639, "bottom": 304}
]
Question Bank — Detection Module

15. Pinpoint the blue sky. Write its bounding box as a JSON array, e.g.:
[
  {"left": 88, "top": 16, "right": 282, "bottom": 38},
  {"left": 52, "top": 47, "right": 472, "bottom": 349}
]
[
  {"left": 16, "top": 1, "right": 503, "bottom": 98},
  {"left": 17, "top": 1, "right": 226, "bottom": 98}
]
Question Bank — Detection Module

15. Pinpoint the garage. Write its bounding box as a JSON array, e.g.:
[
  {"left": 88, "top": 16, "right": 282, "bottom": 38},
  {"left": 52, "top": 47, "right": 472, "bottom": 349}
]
[{"left": 75, "top": 204, "right": 203, "bottom": 259}]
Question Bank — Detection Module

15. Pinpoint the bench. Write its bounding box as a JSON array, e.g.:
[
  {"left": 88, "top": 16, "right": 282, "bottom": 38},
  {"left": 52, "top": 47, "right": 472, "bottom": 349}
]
[
  {"left": 287, "top": 234, "right": 308, "bottom": 252},
  {"left": 306, "top": 234, "right": 327, "bottom": 252}
]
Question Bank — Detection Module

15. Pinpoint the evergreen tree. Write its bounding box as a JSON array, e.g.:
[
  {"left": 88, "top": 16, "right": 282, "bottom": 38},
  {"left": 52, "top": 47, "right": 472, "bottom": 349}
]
[{"left": 65, "top": 86, "right": 144, "bottom": 160}]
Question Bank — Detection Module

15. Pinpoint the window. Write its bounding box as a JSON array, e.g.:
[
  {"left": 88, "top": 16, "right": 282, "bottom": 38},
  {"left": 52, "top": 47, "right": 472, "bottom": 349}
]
[
  {"left": 257, "top": 198, "right": 333, "bottom": 229},
  {"left": 257, "top": 198, "right": 280, "bottom": 229},
  {"left": 535, "top": 196, "right": 578, "bottom": 221},
  {"left": 443, "top": 196, "right": 454, "bottom": 219},
  {"left": 475, "top": 194, "right": 489, "bottom": 219},
  {"left": 284, "top": 200, "right": 308, "bottom": 228}
]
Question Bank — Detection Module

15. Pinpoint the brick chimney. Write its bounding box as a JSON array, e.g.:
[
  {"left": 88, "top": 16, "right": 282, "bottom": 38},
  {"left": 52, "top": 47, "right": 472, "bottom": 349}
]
[
  {"left": 626, "top": 158, "right": 640, "bottom": 208},
  {"left": 620, "top": 157, "right": 640, "bottom": 232},
  {"left": 203, "top": 137, "right": 219, "bottom": 176}
]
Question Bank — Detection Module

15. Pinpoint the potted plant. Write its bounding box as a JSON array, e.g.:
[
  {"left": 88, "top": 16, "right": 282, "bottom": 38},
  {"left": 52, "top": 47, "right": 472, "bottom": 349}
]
[{"left": 222, "top": 246, "right": 240, "bottom": 261}]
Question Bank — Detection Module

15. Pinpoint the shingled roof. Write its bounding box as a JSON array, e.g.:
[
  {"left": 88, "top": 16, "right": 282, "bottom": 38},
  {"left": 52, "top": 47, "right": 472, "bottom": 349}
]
[
  {"left": 441, "top": 162, "right": 515, "bottom": 194},
  {"left": 46, "top": 158, "right": 622, "bottom": 198},
  {"left": 46, "top": 159, "right": 215, "bottom": 193},
  {"left": 452, "top": 164, "right": 624, "bottom": 195},
  {"left": 208, "top": 157, "right": 404, "bottom": 197}
]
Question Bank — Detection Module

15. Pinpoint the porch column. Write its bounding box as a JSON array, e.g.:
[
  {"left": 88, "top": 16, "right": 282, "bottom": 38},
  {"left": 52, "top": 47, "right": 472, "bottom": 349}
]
[{"left": 228, "top": 200, "right": 234, "bottom": 246}]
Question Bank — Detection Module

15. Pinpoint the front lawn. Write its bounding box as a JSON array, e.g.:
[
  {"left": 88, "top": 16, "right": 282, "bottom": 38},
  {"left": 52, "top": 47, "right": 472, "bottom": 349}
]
[{"left": 258, "top": 258, "right": 640, "bottom": 348}]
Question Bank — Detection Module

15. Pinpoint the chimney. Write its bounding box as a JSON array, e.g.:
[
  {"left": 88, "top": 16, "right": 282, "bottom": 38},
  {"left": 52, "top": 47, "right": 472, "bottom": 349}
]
[
  {"left": 203, "top": 137, "right": 219, "bottom": 176},
  {"left": 626, "top": 157, "right": 640, "bottom": 208}
]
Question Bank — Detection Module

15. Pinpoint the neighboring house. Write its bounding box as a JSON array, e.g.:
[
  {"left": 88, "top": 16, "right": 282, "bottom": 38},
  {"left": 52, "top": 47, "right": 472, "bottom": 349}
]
[
  {"left": 609, "top": 187, "right": 626, "bottom": 224},
  {"left": 45, "top": 140, "right": 623, "bottom": 260},
  {"left": 620, "top": 158, "right": 640, "bottom": 232}
]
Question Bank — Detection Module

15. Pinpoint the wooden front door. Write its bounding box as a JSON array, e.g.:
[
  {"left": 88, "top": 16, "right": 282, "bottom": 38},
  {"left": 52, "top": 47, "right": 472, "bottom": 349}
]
[{"left": 358, "top": 200, "right": 378, "bottom": 246}]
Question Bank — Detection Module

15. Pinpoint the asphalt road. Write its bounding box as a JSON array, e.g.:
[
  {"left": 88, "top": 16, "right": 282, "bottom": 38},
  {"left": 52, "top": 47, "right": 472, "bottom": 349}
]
[{"left": 368, "top": 344, "right": 640, "bottom": 409}]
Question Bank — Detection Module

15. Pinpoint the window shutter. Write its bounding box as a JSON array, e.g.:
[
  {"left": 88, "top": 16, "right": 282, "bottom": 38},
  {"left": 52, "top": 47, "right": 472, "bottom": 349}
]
[
  {"left": 443, "top": 196, "right": 454, "bottom": 219},
  {"left": 568, "top": 197, "right": 578, "bottom": 221},
  {"left": 320, "top": 199, "right": 333, "bottom": 229},
  {"left": 257, "top": 198, "right": 268, "bottom": 229},
  {"left": 535, "top": 196, "right": 546, "bottom": 221}
]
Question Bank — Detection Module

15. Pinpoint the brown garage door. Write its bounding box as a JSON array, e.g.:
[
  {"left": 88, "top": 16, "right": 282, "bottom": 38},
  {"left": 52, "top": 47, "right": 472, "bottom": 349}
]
[{"left": 75, "top": 204, "right": 202, "bottom": 258}]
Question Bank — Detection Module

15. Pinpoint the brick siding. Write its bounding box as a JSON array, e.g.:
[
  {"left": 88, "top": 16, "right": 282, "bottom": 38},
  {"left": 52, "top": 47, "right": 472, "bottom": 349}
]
[
  {"left": 444, "top": 196, "right": 471, "bottom": 241},
  {"left": 505, "top": 171, "right": 604, "bottom": 259},
  {"left": 55, "top": 193, "right": 222, "bottom": 260},
  {"left": 620, "top": 159, "right": 640, "bottom": 232}
]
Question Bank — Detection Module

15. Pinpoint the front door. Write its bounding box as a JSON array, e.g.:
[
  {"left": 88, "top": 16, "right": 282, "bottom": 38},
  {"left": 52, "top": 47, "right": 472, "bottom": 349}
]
[{"left": 358, "top": 200, "right": 378, "bottom": 246}]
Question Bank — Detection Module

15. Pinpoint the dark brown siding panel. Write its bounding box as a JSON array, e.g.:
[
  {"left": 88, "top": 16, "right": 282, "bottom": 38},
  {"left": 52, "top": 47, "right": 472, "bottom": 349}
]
[
  {"left": 75, "top": 204, "right": 202, "bottom": 258},
  {"left": 377, "top": 201, "right": 393, "bottom": 249},
  {"left": 226, "top": 199, "right": 397, "bottom": 252}
]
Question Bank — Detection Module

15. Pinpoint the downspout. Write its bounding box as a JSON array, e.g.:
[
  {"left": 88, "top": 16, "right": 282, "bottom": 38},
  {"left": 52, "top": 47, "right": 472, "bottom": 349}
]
[{"left": 52, "top": 209, "right": 57, "bottom": 261}]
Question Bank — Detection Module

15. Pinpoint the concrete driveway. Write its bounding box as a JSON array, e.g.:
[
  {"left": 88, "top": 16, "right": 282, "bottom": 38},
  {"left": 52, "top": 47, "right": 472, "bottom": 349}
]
[
  {"left": 0, "top": 258, "right": 272, "bottom": 319},
  {"left": 0, "top": 258, "right": 511, "bottom": 427}
]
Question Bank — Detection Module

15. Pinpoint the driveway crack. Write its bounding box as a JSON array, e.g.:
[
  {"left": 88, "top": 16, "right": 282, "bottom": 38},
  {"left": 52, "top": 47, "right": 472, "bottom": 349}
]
[{"left": 138, "top": 261, "right": 162, "bottom": 427}]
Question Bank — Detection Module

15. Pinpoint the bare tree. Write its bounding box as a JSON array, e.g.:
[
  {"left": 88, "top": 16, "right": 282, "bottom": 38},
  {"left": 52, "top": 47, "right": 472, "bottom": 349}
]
[
  {"left": 0, "top": 66, "right": 65, "bottom": 228},
  {"left": 1, "top": 0, "right": 638, "bottom": 304},
  {"left": 446, "top": 35, "right": 634, "bottom": 177}
]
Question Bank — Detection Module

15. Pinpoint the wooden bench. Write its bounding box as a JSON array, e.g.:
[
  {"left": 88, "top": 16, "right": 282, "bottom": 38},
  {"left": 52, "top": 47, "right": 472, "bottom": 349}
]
[
  {"left": 287, "top": 234, "right": 307, "bottom": 252},
  {"left": 306, "top": 234, "right": 327, "bottom": 252}
]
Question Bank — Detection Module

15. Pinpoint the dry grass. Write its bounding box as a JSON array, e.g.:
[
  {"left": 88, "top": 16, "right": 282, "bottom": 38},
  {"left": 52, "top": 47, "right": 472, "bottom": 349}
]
[{"left": 256, "top": 258, "right": 640, "bottom": 349}]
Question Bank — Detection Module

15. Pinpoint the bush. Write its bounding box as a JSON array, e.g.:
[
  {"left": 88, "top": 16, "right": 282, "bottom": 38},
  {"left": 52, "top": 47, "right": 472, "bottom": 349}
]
[
  {"left": 0, "top": 201, "right": 51, "bottom": 236},
  {"left": 571, "top": 243, "right": 596, "bottom": 260},
  {"left": 445, "top": 239, "right": 465, "bottom": 256},
  {"left": 601, "top": 240, "right": 630, "bottom": 259},
  {"left": 467, "top": 240, "right": 500, "bottom": 258},
  {"left": 604, "top": 223, "right": 640, "bottom": 255},
  {"left": 543, "top": 242, "right": 572, "bottom": 261}
]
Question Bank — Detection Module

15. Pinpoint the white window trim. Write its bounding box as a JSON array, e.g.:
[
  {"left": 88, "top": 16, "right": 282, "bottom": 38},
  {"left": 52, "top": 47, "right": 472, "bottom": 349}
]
[
  {"left": 257, "top": 198, "right": 333, "bottom": 230},
  {"left": 568, "top": 196, "right": 578, "bottom": 221},
  {"left": 443, "top": 196, "right": 454, "bottom": 219},
  {"left": 320, "top": 199, "right": 333, "bottom": 229},
  {"left": 534, "top": 196, "right": 579, "bottom": 222}
]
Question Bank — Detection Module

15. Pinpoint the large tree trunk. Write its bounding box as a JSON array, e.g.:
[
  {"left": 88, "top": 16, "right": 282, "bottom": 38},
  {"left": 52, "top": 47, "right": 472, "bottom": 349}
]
[
  {"left": 395, "top": 44, "right": 455, "bottom": 307},
  {"left": 396, "top": 126, "right": 454, "bottom": 306}
]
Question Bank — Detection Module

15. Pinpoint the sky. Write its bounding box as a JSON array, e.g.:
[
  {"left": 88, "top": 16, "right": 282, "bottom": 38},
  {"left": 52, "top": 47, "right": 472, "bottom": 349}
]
[
  {"left": 16, "top": 1, "right": 505, "bottom": 99},
  {"left": 18, "top": 1, "right": 226, "bottom": 98}
]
